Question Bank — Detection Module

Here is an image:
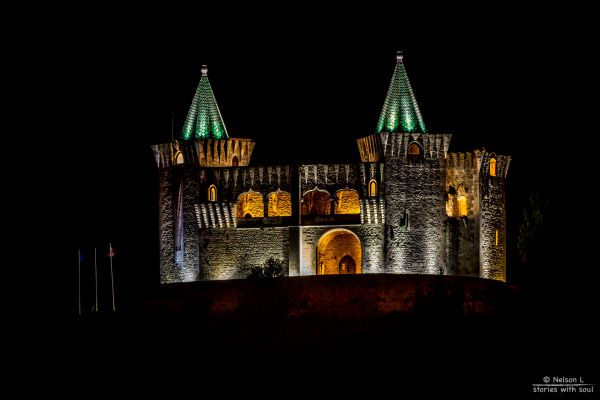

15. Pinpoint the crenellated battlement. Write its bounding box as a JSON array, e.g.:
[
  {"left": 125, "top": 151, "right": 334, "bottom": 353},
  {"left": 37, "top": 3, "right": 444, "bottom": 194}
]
[{"left": 196, "top": 138, "right": 254, "bottom": 167}]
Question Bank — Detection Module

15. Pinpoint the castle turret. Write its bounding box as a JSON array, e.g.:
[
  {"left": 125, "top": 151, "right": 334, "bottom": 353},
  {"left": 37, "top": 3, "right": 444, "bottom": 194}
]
[
  {"left": 479, "top": 152, "right": 510, "bottom": 281},
  {"left": 152, "top": 65, "right": 257, "bottom": 283},
  {"left": 375, "top": 51, "right": 451, "bottom": 275},
  {"left": 181, "top": 65, "right": 255, "bottom": 168}
]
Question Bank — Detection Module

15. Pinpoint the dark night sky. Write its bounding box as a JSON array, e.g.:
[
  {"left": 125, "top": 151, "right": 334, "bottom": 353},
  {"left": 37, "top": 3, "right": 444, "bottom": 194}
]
[{"left": 43, "top": 7, "right": 595, "bottom": 317}]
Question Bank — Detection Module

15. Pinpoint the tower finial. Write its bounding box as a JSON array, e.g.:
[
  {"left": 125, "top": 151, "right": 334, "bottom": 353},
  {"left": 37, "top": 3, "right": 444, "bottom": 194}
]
[
  {"left": 201, "top": 65, "right": 208, "bottom": 76},
  {"left": 396, "top": 50, "right": 403, "bottom": 64}
]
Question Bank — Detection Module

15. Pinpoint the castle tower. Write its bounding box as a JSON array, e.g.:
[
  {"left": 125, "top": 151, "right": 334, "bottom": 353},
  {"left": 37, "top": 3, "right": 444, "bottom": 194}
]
[
  {"left": 373, "top": 51, "right": 451, "bottom": 274},
  {"left": 479, "top": 152, "right": 510, "bottom": 281},
  {"left": 152, "top": 66, "right": 255, "bottom": 283},
  {"left": 445, "top": 150, "right": 483, "bottom": 277}
]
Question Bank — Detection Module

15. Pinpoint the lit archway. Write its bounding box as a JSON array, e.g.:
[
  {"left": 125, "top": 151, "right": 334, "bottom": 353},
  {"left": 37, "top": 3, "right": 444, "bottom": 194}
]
[
  {"left": 268, "top": 190, "right": 292, "bottom": 217},
  {"left": 317, "top": 229, "right": 362, "bottom": 275},
  {"left": 334, "top": 189, "right": 360, "bottom": 214},
  {"left": 237, "top": 190, "right": 264, "bottom": 218}
]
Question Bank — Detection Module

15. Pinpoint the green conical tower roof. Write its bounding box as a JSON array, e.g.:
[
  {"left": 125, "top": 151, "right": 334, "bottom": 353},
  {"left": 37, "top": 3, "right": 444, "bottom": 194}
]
[
  {"left": 376, "top": 51, "right": 427, "bottom": 134},
  {"left": 181, "top": 65, "right": 229, "bottom": 140}
]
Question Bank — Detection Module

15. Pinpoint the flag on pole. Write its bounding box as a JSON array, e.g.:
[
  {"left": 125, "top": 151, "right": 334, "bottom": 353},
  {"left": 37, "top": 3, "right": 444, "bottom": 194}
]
[{"left": 108, "top": 243, "right": 116, "bottom": 257}]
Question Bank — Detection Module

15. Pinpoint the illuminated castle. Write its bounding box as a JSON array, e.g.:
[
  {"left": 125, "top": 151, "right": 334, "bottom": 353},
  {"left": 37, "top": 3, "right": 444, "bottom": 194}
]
[{"left": 152, "top": 52, "right": 510, "bottom": 283}]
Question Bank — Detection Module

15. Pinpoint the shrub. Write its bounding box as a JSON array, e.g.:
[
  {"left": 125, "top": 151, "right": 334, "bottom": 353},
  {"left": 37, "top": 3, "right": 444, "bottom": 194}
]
[{"left": 247, "top": 257, "right": 286, "bottom": 279}]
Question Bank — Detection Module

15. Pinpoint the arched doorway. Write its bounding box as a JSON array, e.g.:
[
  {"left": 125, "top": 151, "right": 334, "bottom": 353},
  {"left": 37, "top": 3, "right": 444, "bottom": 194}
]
[
  {"left": 317, "top": 229, "right": 362, "bottom": 275},
  {"left": 338, "top": 255, "right": 356, "bottom": 274}
]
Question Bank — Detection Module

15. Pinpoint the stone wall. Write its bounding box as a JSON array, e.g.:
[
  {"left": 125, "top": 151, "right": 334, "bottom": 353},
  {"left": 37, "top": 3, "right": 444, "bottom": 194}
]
[
  {"left": 181, "top": 165, "right": 200, "bottom": 282},
  {"left": 153, "top": 137, "right": 510, "bottom": 283},
  {"left": 199, "top": 227, "right": 290, "bottom": 280},
  {"left": 446, "top": 218, "right": 479, "bottom": 276},
  {"left": 445, "top": 151, "right": 482, "bottom": 276},
  {"left": 156, "top": 168, "right": 176, "bottom": 283},
  {"left": 300, "top": 225, "right": 385, "bottom": 275},
  {"left": 479, "top": 153, "right": 510, "bottom": 281},
  {"left": 299, "top": 163, "right": 384, "bottom": 200},
  {"left": 383, "top": 132, "right": 450, "bottom": 275}
]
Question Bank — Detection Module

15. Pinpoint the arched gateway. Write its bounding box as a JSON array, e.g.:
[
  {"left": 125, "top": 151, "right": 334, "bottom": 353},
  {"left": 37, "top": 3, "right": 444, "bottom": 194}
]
[{"left": 317, "top": 229, "right": 362, "bottom": 275}]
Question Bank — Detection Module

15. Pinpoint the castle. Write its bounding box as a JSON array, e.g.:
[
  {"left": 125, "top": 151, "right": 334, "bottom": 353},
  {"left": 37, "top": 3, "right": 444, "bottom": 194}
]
[{"left": 152, "top": 51, "right": 510, "bottom": 283}]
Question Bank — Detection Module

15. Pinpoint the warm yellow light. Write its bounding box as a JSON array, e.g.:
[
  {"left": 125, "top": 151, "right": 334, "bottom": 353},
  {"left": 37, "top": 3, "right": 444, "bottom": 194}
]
[
  {"left": 317, "top": 229, "right": 362, "bottom": 275},
  {"left": 175, "top": 152, "right": 184, "bottom": 165},
  {"left": 369, "top": 179, "right": 378, "bottom": 197},
  {"left": 457, "top": 196, "right": 467, "bottom": 217},
  {"left": 334, "top": 189, "right": 360, "bottom": 214},
  {"left": 237, "top": 190, "right": 264, "bottom": 218},
  {"left": 208, "top": 185, "right": 217, "bottom": 202},
  {"left": 267, "top": 190, "right": 292, "bottom": 217},
  {"left": 490, "top": 158, "right": 497, "bottom": 177},
  {"left": 495, "top": 229, "right": 499, "bottom": 246}
]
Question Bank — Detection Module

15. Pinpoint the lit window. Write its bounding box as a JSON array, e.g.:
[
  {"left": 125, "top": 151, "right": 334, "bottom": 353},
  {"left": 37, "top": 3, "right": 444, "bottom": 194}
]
[
  {"left": 457, "top": 196, "right": 467, "bottom": 217},
  {"left": 407, "top": 143, "right": 421, "bottom": 156},
  {"left": 208, "top": 185, "right": 217, "bottom": 202},
  {"left": 334, "top": 189, "right": 360, "bottom": 214},
  {"left": 369, "top": 179, "right": 378, "bottom": 197},
  {"left": 495, "top": 229, "right": 499, "bottom": 246},
  {"left": 237, "top": 190, "right": 264, "bottom": 218},
  {"left": 175, "top": 152, "right": 184, "bottom": 165},
  {"left": 268, "top": 190, "right": 292, "bottom": 217},
  {"left": 490, "top": 158, "right": 497, "bottom": 177}
]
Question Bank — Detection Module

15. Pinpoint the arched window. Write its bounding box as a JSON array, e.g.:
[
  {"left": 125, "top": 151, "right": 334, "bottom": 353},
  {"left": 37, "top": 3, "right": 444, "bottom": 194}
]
[
  {"left": 334, "top": 189, "right": 360, "bottom": 214},
  {"left": 268, "top": 190, "right": 292, "bottom": 217},
  {"left": 301, "top": 188, "right": 331, "bottom": 216},
  {"left": 237, "top": 190, "right": 264, "bottom": 218},
  {"left": 208, "top": 185, "right": 217, "bottom": 202},
  {"left": 175, "top": 152, "right": 184, "bottom": 165},
  {"left": 490, "top": 158, "right": 497, "bottom": 177},
  {"left": 368, "top": 179, "right": 378, "bottom": 197},
  {"left": 407, "top": 142, "right": 421, "bottom": 156},
  {"left": 232, "top": 156, "right": 239, "bottom": 167}
]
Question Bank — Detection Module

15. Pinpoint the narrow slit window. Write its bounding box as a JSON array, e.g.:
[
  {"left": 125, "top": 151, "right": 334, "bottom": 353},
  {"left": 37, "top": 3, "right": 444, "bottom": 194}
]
[
  {"left": 369, "top": 179, "right": 378, "bottom": 197},
  {"left": 457, "top": 196, "right": 467, "bottom": 217},
  {"left": 490, "top": 158, "right": 497, "bottom": 177},
  {"left": 495, "top": 229, "right": 499, "bottom": 246},
  {"left": 208, "top": 185, "right": 217, "bottom": 202}
]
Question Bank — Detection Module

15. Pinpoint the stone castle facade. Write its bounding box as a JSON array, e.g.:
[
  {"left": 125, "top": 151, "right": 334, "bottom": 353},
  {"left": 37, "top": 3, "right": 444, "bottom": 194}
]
[{"left": 152, "top": 52, "right": 510, "bottom": 283}]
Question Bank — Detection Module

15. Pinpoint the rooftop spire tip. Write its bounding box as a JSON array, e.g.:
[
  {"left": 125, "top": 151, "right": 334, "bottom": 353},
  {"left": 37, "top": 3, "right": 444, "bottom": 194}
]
[
  {"left": 396, "top": 50, "right": 403, "bottom": 64},
  {"left": 201, "top": 65, "right": 208, "bottom": 76}
]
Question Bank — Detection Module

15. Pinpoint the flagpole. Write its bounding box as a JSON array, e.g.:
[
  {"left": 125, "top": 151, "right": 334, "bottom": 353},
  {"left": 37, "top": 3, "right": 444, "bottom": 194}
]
[
  {"left": 78, "top": 249, "right": 81, "bottom": 316},
  {"left": 109, "top": 242, "right": 115, "bottom": 312},
  {"left": 94, "top": 247, "right": 98, "bottom": 312}
]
